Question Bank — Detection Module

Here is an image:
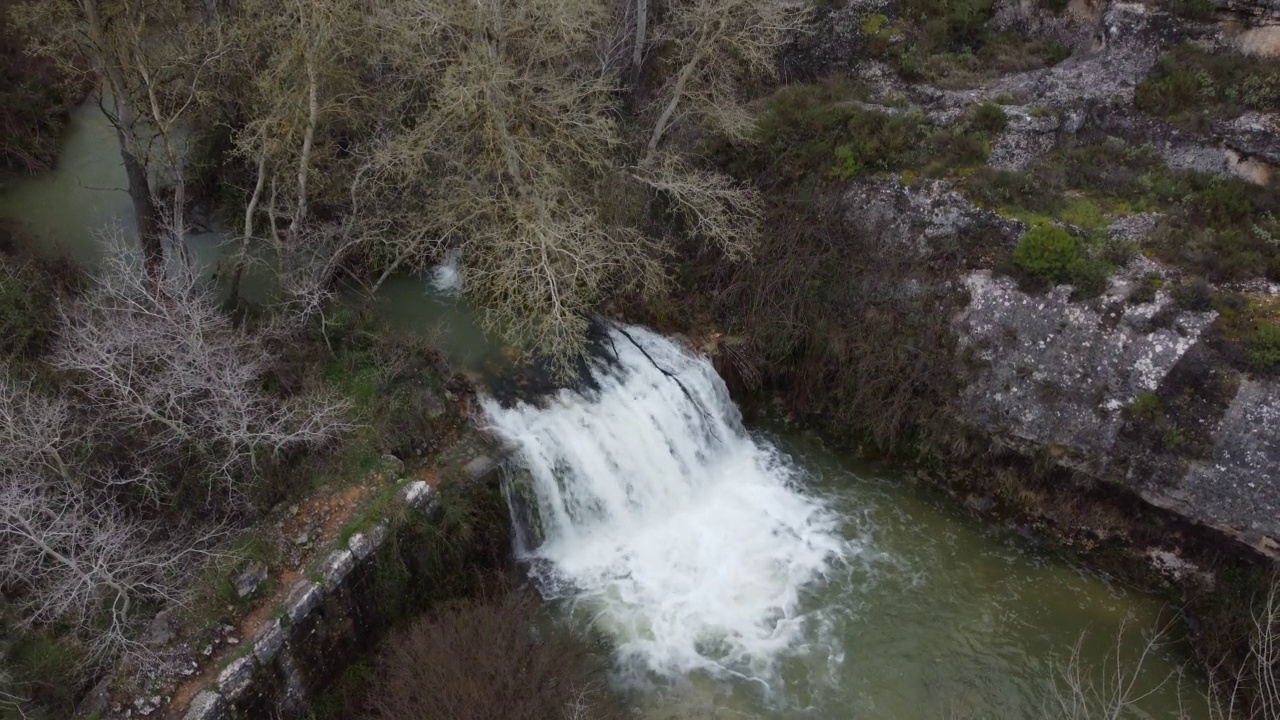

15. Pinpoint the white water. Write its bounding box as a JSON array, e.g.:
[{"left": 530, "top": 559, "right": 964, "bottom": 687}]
[
  {"left": 429, "top": 248, "right": 462, "bottom": 293},
  {"left": 481, "top": 326, "right": 854, "bottom": 686}
]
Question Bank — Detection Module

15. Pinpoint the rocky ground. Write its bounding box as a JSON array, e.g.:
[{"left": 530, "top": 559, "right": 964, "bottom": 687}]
[{"left": 784, "top": 0, "right": 1280, "bottom": 560}]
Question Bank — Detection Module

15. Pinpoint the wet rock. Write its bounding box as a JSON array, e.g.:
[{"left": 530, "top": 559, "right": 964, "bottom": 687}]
[
  {"left": 463, "top": 454, "right": 498, "bottom": 480},
  {"left": 399, "top": 480, "right": 433, "bottom": 510},
  {"left": 233, "top": 562, "right": 268, "bottom": 599}
]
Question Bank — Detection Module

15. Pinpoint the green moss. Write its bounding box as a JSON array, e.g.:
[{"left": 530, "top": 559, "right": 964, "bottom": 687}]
[{"left": 1135, "top": 44, "right": 1280, "bottom": 131}]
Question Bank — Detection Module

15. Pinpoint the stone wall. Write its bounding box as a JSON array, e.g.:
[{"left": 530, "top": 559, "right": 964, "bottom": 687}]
[{"left": 179, "top": 470, "right": 500, "bottom": 720}]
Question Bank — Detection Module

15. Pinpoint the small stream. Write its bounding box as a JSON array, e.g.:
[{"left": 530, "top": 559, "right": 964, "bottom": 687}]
[{"left": 1, "top": 102, "right": 1211, "bottom": 719}]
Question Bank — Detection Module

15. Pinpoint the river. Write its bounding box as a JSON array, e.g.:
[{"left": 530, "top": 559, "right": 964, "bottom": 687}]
[{"left": 1, "top": 101, "right": 1211, "bottom": 719}]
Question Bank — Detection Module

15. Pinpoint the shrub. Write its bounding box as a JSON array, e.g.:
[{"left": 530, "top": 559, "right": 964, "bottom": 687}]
[
  {"left": 1136, "top": 44, "right": 1280, "bottom": 130},
  {"left": 1128, "top": 272, "right": 1165, "bottom": 304},
  {"left": 1172, "top": 278, "right": 1215, "bottom": 311},
  {"left": 1013, "top": 224, "right": 1082, "bottom": 285},
  {"left": 1248, "top": 323, "right": 1280, "bottom": 371},
  {"left": 968, "top": 101, "right": 1009, "bottom": 135},
  {"left": 1167, "top": 0, "right": 1216, "bottom": 19},
  {"left": 360, "top": 588, "right": 621, "bottom": 720}
]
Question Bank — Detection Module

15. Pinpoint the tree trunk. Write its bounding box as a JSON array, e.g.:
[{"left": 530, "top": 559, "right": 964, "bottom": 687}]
[{"left": 117, "top": 131, "right": 164, "bottom": 277}]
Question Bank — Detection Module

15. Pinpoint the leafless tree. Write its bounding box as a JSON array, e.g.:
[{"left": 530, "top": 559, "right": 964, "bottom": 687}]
[
  {"left": 50, "top": 240, "right": 351, "bottom": 510},
  {"left": 13, "top": 0, "right": 224, "bottom": 275},
  {"left": 223, "top": 0, "right": 371, "bottom": 302},
  {"left": 643, "top": 0, "right": 810, "bottom": 155},
  {"left": 358, "top": 0, "right": 667, "bottom": 371},
  {"left": 0, "top": 475, "right": 221, "bottom": 669},
  {"left": 1206, "top": 575, "right": 1280, "bottom": 720}
]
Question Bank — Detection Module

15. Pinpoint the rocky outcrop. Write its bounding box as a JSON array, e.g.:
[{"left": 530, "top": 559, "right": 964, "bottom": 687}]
[
  {"left": 954, "top": 249, "right": 1280, "bottom": 561},
  {"left": 955, "top": 262, "right": 1217, "bottom": 460}
]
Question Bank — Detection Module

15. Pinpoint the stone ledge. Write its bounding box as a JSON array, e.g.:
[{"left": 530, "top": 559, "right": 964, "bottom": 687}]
[
  {"left": 180, "top": 691, "right": 224, "bottom": 720},
  {"left": 164, "top": 455, "right": 504, "bottom": 719}
]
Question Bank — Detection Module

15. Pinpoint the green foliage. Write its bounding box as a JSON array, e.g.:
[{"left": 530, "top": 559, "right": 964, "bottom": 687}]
[
  {"left": 1135, "top": 44, "right": 1280, "bottom": 130},
  {"left": 1247, "top": 323, "right": 1280, "bottom": 371},
  {"left": 745, "top": 79, "right": 1001, "bottom": 189},
  {"left": 1128, "top": 272, "right": 1165, "bottom": 304},
  {"left": 1166, "top": 0, "right": 1217, "bottom": 19},
  {"left": 962, "top": 136, "right": 1280, "bottom": 283},
  {"left": 876, "top": 0, "right": 1070, "bottom": 89},
  {"left": 0, "top": 1, "right": 82, "bottom": 174},
  {"left": 1012, "top": 224, "right": 1081, "bottom": 284},
  {"left": 1128, "top": 391, "right": 1163, "bottom": 422},
  {"left": 968, "top": 101, "right": 1009, "bottom": 135}
]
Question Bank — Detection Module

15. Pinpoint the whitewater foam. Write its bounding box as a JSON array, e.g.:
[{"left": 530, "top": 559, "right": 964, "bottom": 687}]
[{"left": 481, "top": 326, "right": 853, "bottom": 685}]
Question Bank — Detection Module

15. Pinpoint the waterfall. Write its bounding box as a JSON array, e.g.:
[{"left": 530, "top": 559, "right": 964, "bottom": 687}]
[
  {"left": 481, "top": 326, "right": 853, "bottom": 685},
  {"left": 429, "top": 248, "right": 462, "bottom": 293}
]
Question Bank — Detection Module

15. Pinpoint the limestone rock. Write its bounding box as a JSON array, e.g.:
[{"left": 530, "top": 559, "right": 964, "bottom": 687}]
[
  {"left": 181, "top": 691, "right": 225, "bottom": 720},
  {"left": 216, "top": 656, "right": 255, "bottom": 703},
  {"left": 284, "top": 580, "right": 323, "bottom": 625},
  {"left": 954, "top": 264, "right": 1216, "bottom": 456}
]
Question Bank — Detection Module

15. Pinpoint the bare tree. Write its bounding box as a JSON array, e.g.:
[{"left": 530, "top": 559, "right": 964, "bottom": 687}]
[
  {"left": 0, "top": 475, "right": 220, "bottom": 668},
  {"left": 223, "top": 0, "right": 371, "bottom": 302},
  {"left": 13, "top": 0, "right": 222, "bottom": 275},
  {"left": 358, "top": 0, "right": 667, "bottom": 370},
  {"left": 643, "top": 0, "right": 809, "bottom": 155},
  {"left": 1206, "top": 575, "right": 1280, "bottom": 720},
  {"left": 50, "top": 240, "right": 351, "bottom": 510}
]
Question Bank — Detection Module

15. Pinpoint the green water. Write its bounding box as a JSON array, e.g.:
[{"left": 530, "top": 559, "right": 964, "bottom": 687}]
[
  {"left": 633, "top": 430, "right": 1209, "bottom": 719},
  {"left": 1, "top": 101, "right": 1211, "bottom": 720}
]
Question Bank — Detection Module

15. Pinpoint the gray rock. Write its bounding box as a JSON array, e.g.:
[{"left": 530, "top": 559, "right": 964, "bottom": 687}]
[
  {"left": 399, "top": 480, "right": 434, "bottom": 510},
  {"left": 216, "top": 655, "right": 256, "bottom": 703},
  {"left": 347, "top": 529, "right": 377, "bottom": 561},
  {"left": 252, "top": 618, "right": 285, "bottom": 664},
  {"left": 988, "top": 109, "right": 1061, "bottom": 171},
  {"left": 381, "top": 453, "right": 405, "bottom": 476},
  {"left": 284, "top": 579, "right": 323, "bottom": 625},
  {"left": 463, "top": 455, "right": 498, "bottom": 481},
  {"left": 143, "top": 607, "right": 178, "bottom": 647},
  {"left": 319, "top": 549, "right": 355, "bottom": 590},
  {"left": 1172, "top": 379, "right": 1280, "bottom": 555},
  {"left": 181, "top": 691, "right": 225, "bottom": 720},
  {"left": 954, "top": 266, "right": 1215, "bottom": 457},
  {"left": 233, "top": 561, "right": 268, "bottom": 599}
]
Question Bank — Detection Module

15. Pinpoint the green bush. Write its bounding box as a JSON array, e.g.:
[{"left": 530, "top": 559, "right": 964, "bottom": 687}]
[
  {"left": 1248, "top": 323, "right": 1280, "bottom": 371},
  {"left": 1136, "top": 44, "right": 1280, "bottom": 130},
  {"left": 1167, "top": 0, "right": 1216, "bottom": 19},
  {"left": 1013, "top": 224, "right": 1081, "bottom": 285},
  {"left": 880, "top": 0, "right": 1070, "bottom": 89},
  {"left": 968, "top": 101, "right": 1009, "bottom": 135},
  {"left": 1011, "top": 224, "right": 1112, "bottom": 296}
]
